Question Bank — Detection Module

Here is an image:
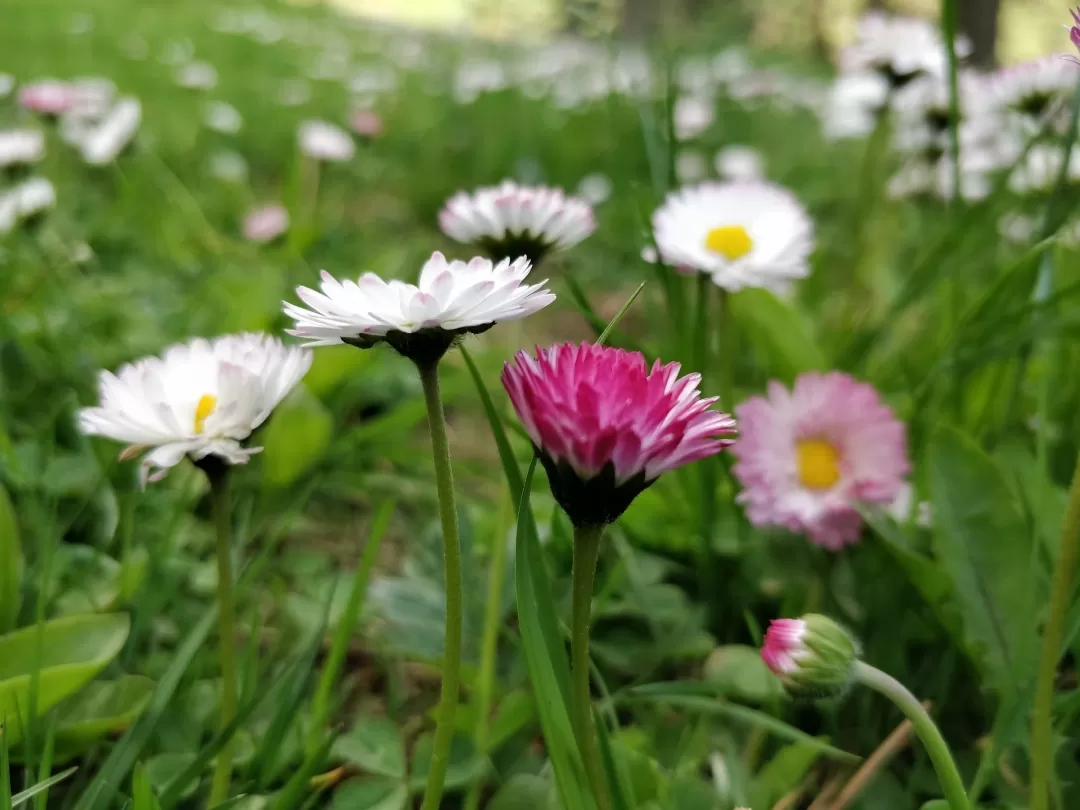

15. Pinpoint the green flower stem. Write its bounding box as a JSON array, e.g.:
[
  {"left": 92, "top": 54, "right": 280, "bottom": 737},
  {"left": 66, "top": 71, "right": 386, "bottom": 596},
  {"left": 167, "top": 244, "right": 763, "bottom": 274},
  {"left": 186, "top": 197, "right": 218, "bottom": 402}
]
[
  {"left": 1031, "top": 450, "right": 1080, "bottom": 810},
  {"left": 418, "top": 360, "right": 463, "bottom": 810},
  {"left": 717, "top": 288, "right": 734, "bottom": 410},
  {"left": 571, "top": 523, "right": 612, "bottom": 810},
  {"left": 208, "top": 468, "right": 238, "bottom": 807},
  {"left": 854, "top": 661, "right": 969, "bottom": 810}
]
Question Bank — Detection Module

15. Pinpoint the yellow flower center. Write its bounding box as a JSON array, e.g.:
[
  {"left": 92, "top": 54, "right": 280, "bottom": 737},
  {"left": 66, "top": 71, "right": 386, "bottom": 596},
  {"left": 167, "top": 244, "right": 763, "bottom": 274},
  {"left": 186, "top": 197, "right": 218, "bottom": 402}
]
[
  {"left": 704, "top": 225, "right": 753, "bottom": 260},
  {"left": 194, "top": 394, "right": 217, "bottom": 435},
  {"left": 796, "top": 440, "right": 841, "bottom": 490}
]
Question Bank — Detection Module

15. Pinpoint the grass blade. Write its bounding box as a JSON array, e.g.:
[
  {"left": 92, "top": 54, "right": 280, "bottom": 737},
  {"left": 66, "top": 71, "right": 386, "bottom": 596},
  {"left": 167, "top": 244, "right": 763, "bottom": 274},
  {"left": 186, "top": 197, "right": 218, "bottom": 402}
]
[{"left": 12, "top": 767, "right": 77, "bottom": 809}]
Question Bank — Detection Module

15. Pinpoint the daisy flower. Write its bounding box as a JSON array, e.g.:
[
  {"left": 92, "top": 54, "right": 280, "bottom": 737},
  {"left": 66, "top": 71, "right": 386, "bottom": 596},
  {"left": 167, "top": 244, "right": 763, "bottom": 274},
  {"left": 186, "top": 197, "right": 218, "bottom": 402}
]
[
  {"left": 501, "top": 343, "right": 736, "bottom": 527},
  {"left": 840, "top": 12, "right": 969, "bottom": 88},
  {"left": 243, "top": 203, "right": 289, "bottom": 243},
  {"left": 673, "top": 95, "right": 714, "bottom": 141},
  {"left": 651, "top": 180, "right": 814, "bottom": 294},
  {"left": 731, "top": 371, "right": 909, "bottom": 550},
  {"left": 284, "top": 251, "right": 554, "bottom": 365},
  {"left": 349, "top": 109, "right": 383, "bottom": 138},
  {"left": 991, "top": 56, "right": 1074, "bottom": 119},
  {"left": 761, "top": 614, "right": 859, "bottom": 696},
  {"left": 18, "top": 80, "right": 77, "bottom": 115},
  {"left": 77, "top": 98, "right": 141, "bottom": 165},
  {"left": 79, "top": 334, "right": 311, "bottom": 485},
  {"left": 0, "top": 129, "right": 45, "bottom": 169},
  {"left": 438, "top": 180, "right": 595, "bottom": 265},
  {"left": 298, "top": 120, "right": 355, "bottom": 162},
  {"left": 714, "top": 145, "right": 765, "bottom": 181}
]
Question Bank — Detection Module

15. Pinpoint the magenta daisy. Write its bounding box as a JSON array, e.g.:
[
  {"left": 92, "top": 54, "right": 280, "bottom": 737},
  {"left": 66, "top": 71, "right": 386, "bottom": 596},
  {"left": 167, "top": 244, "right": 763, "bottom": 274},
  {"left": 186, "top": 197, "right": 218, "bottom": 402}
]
[
  {"left": 1069, "top": 7, "right": 1080, "bottom": 56},
  {"left": 502, "top": 343, "right": 736, "bottom": 527},
  {"left": 761, "top": 614, "right": 859, "bottom": 696},
  {"left": 761, "top": 618, "right": 808, "bottom": 678},
  {"left": 731, "top": 371, "right": 909, "bottom": 550}
]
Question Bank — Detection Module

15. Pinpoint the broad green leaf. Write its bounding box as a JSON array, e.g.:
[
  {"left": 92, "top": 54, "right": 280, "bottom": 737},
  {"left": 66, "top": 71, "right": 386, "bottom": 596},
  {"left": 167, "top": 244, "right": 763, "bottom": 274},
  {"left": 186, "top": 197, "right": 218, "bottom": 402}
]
[
  {"left": 53, "top": 676, "right": 154, "bottom": 752},
  {"left": 749, "top": 743, "right": 820, "bottom": 810},
  {"left": 73, "top": 607, "right": 215, "bottom": 810},
  {"left": 145, "top": 753, "right": 198, "bottom": 800},
  {"left": 731, "top": 289, "right": 825, "bottom": 382},
  {"left": 0, "top": 483, "right": 20, "bottom": 634},
  {"left": 0, "top": 613, "right": 130, "bottom": 745},
  {"left": 703, "top": 645, "right": 784, "bottom": 704},
  {"left": 332, "top": 715, "right": 405, "bottom": 779},
  {"left": 669, "top": 775, "right": 720, "bottom": 810},
  {"left": 327, "top": 777, "right": 407, "bottom": 810},
  {"left": 261, "top": 385, "right": 333, "bottom": 489},
  {"left": 929, "top": 424, "right": 1039, "bottom": 694},
  {"left": 131, "top": 764, "right": 161, "bottom": 810}
]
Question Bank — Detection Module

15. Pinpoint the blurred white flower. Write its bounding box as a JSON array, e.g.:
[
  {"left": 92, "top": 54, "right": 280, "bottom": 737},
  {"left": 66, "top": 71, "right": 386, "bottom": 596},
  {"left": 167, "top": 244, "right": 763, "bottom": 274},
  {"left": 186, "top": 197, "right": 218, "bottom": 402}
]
[
  {"left": 79, "top": 334, "right": 312, "bottom": 485},
  {"left": 0, "top": 194, "right": 18, "bottom": 234},
  {"left": 820, "top": 71, "right": 889, "bottom": 140},
  {"left": 676, "top": 150, "right": 707, "bottom": 182},
  {"left": 78, "top": 98, "right": 141, "bottom": 165},
  {"left": 1009, "top": 144, "right": 1080, "bottom": 193},
  {"left": 278, "top": 79, "right": 311, "bottom": 107},
  {"left": 284, "top": 252, "right": 555, "bottom": 348},
  {"left": 840, "top": 11, "right": 969, "bottom": 85},
  {"left": 72, "top": 241, "right": 94, "bottom": 264},
  {"left": 0, "top": 130, "right": 45, "bottom": 168},
  {"left": 68, "top": 77, "right": 116, "bottom": 119},
  {"left": 999, "top": 211, "right": 1037, "bottom": 244},
  {"left": 439, "top": 180, "right": 595, "bottom": 263},
  {"left": 888, "top": 158, "right": 990, "bottom": 202},
  {"left": 652, "top": 180, "right": 814, "bottom": 293},
  {"left": 12, "top": 177, "right": 56, "bottom": 219},
  {"left": 176, "top": 61, "right": 218, "bottom": 90},
  {"left": 712, "top": 48, "right": 751, "bottom": 84},
  {"left": 208, "top": 150, "right": 248, "bottom": 182},
  {"left": 0, "top": 75, "right": 14, "bottom": 98},
  {"left": 204, "top": 101, "right": 243, "bottom": 134},
  {"left": 991, "top": 56, "right": 1074, "bottom": 118},
  {"left": 454, "top": 59, "right": 508, "bottom": 104},
  {"left": 674, "top": 95, "right": 714, "bottom": 141},
  {"left": 576, "top": 172, "right": 612, "bottom": 205},
  {"left": 714, "top": 145, "right": 765, "bottom": 181},
  {"left": 243, "top": 203, "right": 289, "bottom": 243},
  {"left": 348, "top": 66, "right": 398, "bottom": 97},
  {"left": 298, "top": 120, "right": 354, "bottom": 162}
]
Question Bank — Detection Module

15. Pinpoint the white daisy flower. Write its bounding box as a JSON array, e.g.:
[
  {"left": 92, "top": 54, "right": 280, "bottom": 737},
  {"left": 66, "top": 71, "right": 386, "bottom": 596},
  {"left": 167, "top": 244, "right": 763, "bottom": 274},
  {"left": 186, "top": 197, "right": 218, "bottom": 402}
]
[
  {"left": 819, "top": 71, "right": 889, "bottom": 141},
  {"left": 674, "top": 95, "right": 714, "bottom": 141},
  {"left": 1010, "top": 144, "right": 1080, "bottom": 193},
  {"left": 176, "top": 61, "right": 218, "bottom": 90},
  {"left": 675, "top": 150, "right": 707, "bottom": 182},
  {"left": 438, "top": 181, "right": 595, "bottom": 265},
  {"left": 284, "top": 251, "right": 555, "bottom": 361},
  {"left": 79, "top": 334, "right": 311, "bottom": 486},
  {"left": 298, "top": 120, "right": 355, "bottom": 162},
  {"left": 204, "top": 101, "right": 243, "bottom": 134},
  {"left": 991, "top": 56, "right": 1075, "bottom": 119},
  {"left": 78, "top": 98, "right": 141, "bottom": 165},
  {"left": 714, "top": 145, "right": 765, "bottom": 181},
  {"left": 12, "top": 178, "right": 56, "bottom": 219},
  {"left": 0, "top": 130, "right": 45, "bottom": 168},
  {"left": 840, "top": 11, "right": 970, "bottom": 86},
  {"left": 651, "top": 180, "right": 814, "bottom": 293}
]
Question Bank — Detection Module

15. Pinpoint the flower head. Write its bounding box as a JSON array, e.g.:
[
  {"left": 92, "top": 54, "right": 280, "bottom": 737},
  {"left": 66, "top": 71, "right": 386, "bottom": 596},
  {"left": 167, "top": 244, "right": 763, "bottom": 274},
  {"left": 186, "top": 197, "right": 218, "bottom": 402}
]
[
  {"left": 244, "top": 203, "right": 289, "bottom": 243},
  {"left": 439, "top": 180, "right": 595, "bottom": 266},
  {"left": 731, "top": 372, "right": 909, "bottom": 550},
  {"left": 0, "top": 129, "right": 45, "bottom": 169},
  {"left": 840, "top": 12, "right": 970, "bottom": 87},
  {"left": 991, "top": 56, "right": 1074, "bottom": 119},
  {"left": 298, "top": 120, "right": 354, "bottom": 162},
  {"left": 350, "top": 109, "right": 383, "bottom": 138},
  {"left": 714, "top": 145, "right": 765, "bottom": 181},
  {"left": 762, "top": 615, "right": 859, "bottom": 697},
  {"left": 284, "top": 252, "right": 554, "bottom": 365},
  {"left": 18, "top": 80, "right": 76, "bottom": 115},
  {"left": 502, "top": 343, "right": 736, "bottom": 527},
  {"left": 76, "top": 98, "right": 141, "bottom": 165},
  {"left": 651, "top": 181, "right": 813, "bottom": 295},
  {"left": 79, "top": 334, "right": 311, "bottom": 486}
]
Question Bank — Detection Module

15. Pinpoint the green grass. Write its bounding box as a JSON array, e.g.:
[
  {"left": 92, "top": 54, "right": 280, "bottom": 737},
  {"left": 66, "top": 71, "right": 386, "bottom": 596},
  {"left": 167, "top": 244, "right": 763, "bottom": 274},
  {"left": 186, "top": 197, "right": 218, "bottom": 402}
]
[{"left": 1, "top": 0, "right": 1080, "bottom": 808}]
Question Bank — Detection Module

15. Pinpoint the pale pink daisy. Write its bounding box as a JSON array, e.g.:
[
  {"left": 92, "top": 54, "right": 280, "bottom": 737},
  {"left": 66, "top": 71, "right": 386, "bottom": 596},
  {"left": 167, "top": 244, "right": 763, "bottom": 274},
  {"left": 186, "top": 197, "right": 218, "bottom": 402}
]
[
  {"left": 18, "top": 80, "right": 77, "bottom": 115},
  {"left": 502, "top": 343, "right": 736, "bottom": 527},
  {"left": 243, "top": 203, "right": 289, "bottom": 243},
  {"left": 350, "top": 109, "right": 383, "bottom": 138},
  {"left": 731, "top": 371, "right": 909, "bottom": 550}
]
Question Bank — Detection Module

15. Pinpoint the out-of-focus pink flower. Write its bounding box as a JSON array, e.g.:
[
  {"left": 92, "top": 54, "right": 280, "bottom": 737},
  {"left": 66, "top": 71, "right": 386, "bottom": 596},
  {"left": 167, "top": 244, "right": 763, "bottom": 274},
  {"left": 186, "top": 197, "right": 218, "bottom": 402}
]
[
  {"left": 18, "top": 80, "right": 76, "bottom": 115},
  {"left": 731, "top": 371, "right": 909, "bottom": 550},
  {"left": 350, "top": 109, "right": 383, "bottom": 138},
  {"left": 1068, "top": 8, "right": 1080, "bottom": 56},
  {"left": 761, "top": 619, "right": 807, "bottom": 677},
  {"left": 502, "top": 343, "right": 736, "bottom": 526},
  {"left": 243, "top": 203, "right": 289, "bottom": 243}
]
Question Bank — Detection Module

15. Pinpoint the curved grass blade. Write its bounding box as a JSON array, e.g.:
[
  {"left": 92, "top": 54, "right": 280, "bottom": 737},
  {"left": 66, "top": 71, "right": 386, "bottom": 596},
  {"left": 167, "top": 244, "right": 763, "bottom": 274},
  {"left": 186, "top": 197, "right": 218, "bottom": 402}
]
[{"left": 13, "top": 768, "right": 77, "bottom": 809}]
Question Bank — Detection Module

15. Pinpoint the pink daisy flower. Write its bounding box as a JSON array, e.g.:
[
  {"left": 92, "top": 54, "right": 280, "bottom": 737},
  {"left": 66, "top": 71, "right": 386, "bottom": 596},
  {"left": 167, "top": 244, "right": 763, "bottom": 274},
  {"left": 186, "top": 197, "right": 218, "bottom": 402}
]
[
  {"left": 731, "top": 371, "right": 909, "bottom": 550},
  {"left": 502, "top": 342, "right": 736, "bottom": 527},
  {"left": 760, "top": 614, "right": 859, "bottom": 696},
  {"left": 18, "top": 80, "right": 77, "bottom": 115},
  {"left": 350, "top": 109, "right": 383, "bottom": 138},
  {"left": 243, "top": 203, "right": 289, "bottom": 243}
]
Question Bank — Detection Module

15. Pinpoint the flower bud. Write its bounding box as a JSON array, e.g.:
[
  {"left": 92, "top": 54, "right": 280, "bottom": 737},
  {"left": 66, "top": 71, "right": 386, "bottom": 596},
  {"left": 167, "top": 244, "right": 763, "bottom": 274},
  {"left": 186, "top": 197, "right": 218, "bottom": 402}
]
[{"left": 761, "top": 614, "right": 859, "bottom": 698}]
